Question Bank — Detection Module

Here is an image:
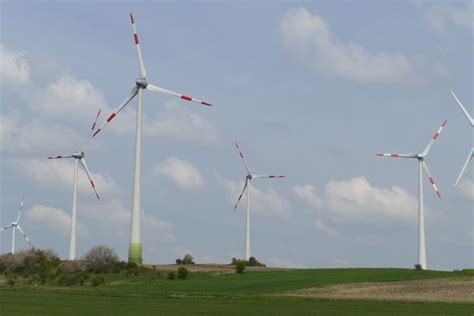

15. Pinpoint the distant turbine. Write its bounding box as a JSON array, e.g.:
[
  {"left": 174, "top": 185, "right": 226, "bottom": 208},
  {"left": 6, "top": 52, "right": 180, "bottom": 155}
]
[
  {"left": 1, "top": 197, "right": 32, "bottom": 254},
  {"left": 233, "top": 143, "right": 284, "bottom": 261},
  {"left": 92, "top": 13, "right": 212, "bottom": 264},
  {"left": 377, "top": 120, "right": 446, "bottom": 270},
  {"left": 450, "top": 91, "right": 473, "bottom": 186},
  {"left": 48, "top": 109, "right": 101, "bottom": 260}
]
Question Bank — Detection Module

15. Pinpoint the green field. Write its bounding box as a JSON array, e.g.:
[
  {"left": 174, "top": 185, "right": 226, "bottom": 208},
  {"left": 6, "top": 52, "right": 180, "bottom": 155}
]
[{"left": 1, "top": 268, "right": 473, "bottom": 315}]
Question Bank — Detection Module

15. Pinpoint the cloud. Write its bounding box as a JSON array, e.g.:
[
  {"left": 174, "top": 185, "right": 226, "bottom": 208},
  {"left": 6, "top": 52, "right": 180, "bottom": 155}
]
[
  {"left": 280, "top": 7, "right": 422, "bottom": 84},
  {"left": 25, "top": 204, "right": 87, "bottom": 236},
  {"left": 14, "top": 158, "right": 118, "bottom": 197},
  {"left": 424, "top": 3, "right": 473, "bottom": 32},
  {"left": 294, "top": 176, "right": 418, "bottom": 226},
  {"left": 153, "top": 157, "right": 204, "bottom": 190},
  {"left": 143, "top": 102, "right": 218, "bottom": 145},
  {"left": 0, "top": 113, "right": 83, "bottom": 155},
  {"left": 37, "top": 74, "right": 106, "bottom": 121},
  {"left": 0, "top": 45, "right": 30, "bottom": 83},
  {"left": 293, "top": 184, "right": 322, "bottom": 209},
  {"left": 219, "top": 175, "right": 291, "bottom": 219},
  {"left": 81, "top": 199, "right": 176, "bottom": 243}
]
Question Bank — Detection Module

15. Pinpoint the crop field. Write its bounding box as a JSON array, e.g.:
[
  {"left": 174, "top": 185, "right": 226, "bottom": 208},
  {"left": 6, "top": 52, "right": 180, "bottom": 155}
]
[{"left": 1, "top": 268, "right": 473, "bottom": 315}]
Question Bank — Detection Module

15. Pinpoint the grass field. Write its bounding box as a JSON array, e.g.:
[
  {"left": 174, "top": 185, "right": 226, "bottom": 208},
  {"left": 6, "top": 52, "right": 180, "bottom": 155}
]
[{"left": 1, "top": 268, "right": 473, "bottom": 315}]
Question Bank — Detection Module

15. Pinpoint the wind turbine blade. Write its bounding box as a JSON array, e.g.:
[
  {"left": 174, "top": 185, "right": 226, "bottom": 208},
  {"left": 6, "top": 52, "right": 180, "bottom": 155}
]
[
  {"left": 450, "top": 90, "right": 474, "bottom": 126},
  {"left": 422, "top": 161, "right": 442, "bottom": 198},
  {"left": 0, "top": 224, "right": 14, "bottom": 231},
  {"left": 16, "top": 225, "right": 32, "bottom": 246},
  {"left": 81, "top": 107, "right": 102, "bottom": 152},
  {"left": 16, "top": 196, "right": 24, "bottom": 223},
  {"left": 130, "top": 13, "right": 146, "bottom": 78},
  {"left": 235, "top": 143, "right": 251, "bottom": 174},
  {"left": 252, "top": 175, "right": 285, "bottom": 179},
  {"left": 93, "top": 86, "right": 138, "bottom": 137},
  {"left": 234, "top": 179, "right": 248, "bottom": 210},
  {"left": 376, "top": 153, "right": 418, "bottom": 158},
  {"left": 47, "top": 154, "right": 74, "bottom": 159},
  {"left": 147, "top": 84, "right": 212, "bottom": 106},
  {"left": 79, "top": 158, "right": 100, "bottom": 200},
  {"left": 455, "top": 148, "right": 473, "bottom": 186},
  {"left": 422, "top": 120, "right": 447, "bottom": 156}
]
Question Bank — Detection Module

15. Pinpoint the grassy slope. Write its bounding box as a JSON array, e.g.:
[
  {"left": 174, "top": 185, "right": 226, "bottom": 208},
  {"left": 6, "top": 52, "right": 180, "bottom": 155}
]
[
  {"left": 1, "top": 268, "right": 472, "bottom": 315},
  {"left": 66, "top": 268, "right": 462, "bottom": 296}
]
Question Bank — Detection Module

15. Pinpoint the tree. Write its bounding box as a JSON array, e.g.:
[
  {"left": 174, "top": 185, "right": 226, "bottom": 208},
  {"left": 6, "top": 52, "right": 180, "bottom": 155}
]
[
  {"left": 234, "top": 260, "right": 246, "bottom": 274},
  {"left": 83, "top": 245, "right": 119, "bottom": 272},
  {"left": 177, "top": 267, "right": 189, "bottom": 279},
  {"left": 176, "top": 254, "right": 195, "bottom": 265}
]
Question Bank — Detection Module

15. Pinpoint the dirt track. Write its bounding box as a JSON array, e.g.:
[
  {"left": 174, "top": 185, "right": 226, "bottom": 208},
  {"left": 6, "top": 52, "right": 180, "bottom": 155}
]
[{"left": 282, "top": 277, "right": 474, "bottom": 304}]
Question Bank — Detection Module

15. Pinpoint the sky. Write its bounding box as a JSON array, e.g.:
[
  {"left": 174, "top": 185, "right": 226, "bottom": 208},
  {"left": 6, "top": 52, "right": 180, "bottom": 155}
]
[{"left": 0, "top": 0, "right": 472, "bottom": 271}]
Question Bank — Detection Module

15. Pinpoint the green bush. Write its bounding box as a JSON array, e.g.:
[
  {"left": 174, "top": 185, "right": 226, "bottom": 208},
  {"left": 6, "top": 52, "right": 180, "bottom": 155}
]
[
  {"left": 167, "top": 271, "right": 176, "bottom": 280},
  {"left": 83, "top": 245, "right": 119, "bottom": 272},
  {"left": 57, "top": 274, "right": 78, "bottom": 286},
  {"left": 234, "top": 260, "right": 246, "bottom": 274},
  {"left": 177, "top": 267, "right": 189, "bottom": 279},
  {"left": 77, "top": 272, "right": 90, "bottom": 286},
  {"left": 91, "top": 275, "right": 105, "bottom": 286},
  {"left": 126, "top": 261, "right": 139, "bottom": 276}
]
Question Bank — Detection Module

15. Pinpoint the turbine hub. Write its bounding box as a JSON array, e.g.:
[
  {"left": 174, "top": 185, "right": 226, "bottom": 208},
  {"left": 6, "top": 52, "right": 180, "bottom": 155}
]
[
  {"left": 136, "top": 78, "right": 148, "bottom": 89},
  {"left": 246, "top": 174, "right": 252, "bottom": 180},
  {"left": 72, "top": 152, "right": 84, "bottom": 159}
]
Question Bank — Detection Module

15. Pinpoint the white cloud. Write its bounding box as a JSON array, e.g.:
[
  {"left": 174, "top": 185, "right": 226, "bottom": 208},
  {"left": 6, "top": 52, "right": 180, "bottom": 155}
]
[
  {"left": 280, "top": 7, "right": 422, "bottom": 84},
  {"left": 424, "top": 3, "right": 473, "bottom": 32},
  {"left": 0, "top": 113, "right": 83, "bottom": 155},
  {"left": 153, "top": 157, "right": 204, "bottom": 190},
  {"left": 37, "top": 74, "right": 106, "bottom": 121},
  {"left": 0, "top": 45, "right": 30, "bottom": 83},
  {"left": 14, "top": 158, "right": 118, "bottom": 197},
  {"left": 143, "top": 102, "right": 218, "bottom": 145},
  {"left": 294, "top": 176, "right": 418, "bottom": 226},
  {"left": 293, "top": 184, "right": 322, "bottom": 209},
  {"left": 219, "top": 175, "right": 291, "bottom": 219},
  {"left": 25, "top": 204, "right": 87, "bottom": 236}
]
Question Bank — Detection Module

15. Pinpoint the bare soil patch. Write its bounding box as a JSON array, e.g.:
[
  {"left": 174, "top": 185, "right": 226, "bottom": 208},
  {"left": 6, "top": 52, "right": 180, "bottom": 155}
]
[{"left": 282, "top": 277, "right": 474, "bottom": 304}]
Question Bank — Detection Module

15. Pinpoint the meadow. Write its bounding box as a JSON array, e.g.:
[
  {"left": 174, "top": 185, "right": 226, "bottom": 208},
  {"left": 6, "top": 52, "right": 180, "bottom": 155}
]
[{"left": 1, "top": 267, "right": 473, "bottom": 315}]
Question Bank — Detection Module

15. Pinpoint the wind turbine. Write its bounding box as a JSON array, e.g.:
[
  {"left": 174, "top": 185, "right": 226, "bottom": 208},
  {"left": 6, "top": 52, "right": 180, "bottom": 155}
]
[
  {"left": 233, "top": 143, "right": 284, "bottom": 261},
  {"left": 92, "top": 14, "right": 212, "bottom": 264},
  {"left": 48, "top": 109, "right": 101, "bottom": 260},
  {"left": 450, "top": 91, "right": 473, "bottom": 186},
  {"left": 1, "top": 197, "right": 32, "bottom": 254},
  {"left": 376, "top": 120, "right": 446, "bottom": 270}
]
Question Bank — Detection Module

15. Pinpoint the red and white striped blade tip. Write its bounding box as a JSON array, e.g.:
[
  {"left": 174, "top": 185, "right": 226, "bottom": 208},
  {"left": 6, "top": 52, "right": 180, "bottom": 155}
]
[
  {"left": 48, "top": 155, "right": 63, "bottom": 159},
  {"left": 180, "top": 95, "right": 212, "bottom": 106},
  {"left": 376, "top": 153, "right": 399, "bottom": 157},
  {"left": 433, "top": 120, "right": 447, "bottom": 140}
]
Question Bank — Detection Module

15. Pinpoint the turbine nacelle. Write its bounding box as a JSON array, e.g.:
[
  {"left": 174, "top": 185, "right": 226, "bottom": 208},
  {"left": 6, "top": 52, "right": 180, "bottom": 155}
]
[
  {"left": 72, "top": 152, "right": 85, "bottom": 159},
  {"left": 136, "top": 78, "right": 148, "bottom": 89}
]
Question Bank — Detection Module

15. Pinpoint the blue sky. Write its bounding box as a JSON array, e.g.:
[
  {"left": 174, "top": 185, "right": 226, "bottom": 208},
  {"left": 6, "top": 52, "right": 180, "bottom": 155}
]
[{"left": 1, "top": 1, "right": 472, "bottom": 270}]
